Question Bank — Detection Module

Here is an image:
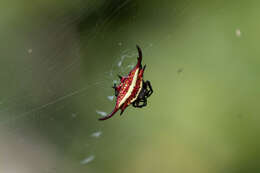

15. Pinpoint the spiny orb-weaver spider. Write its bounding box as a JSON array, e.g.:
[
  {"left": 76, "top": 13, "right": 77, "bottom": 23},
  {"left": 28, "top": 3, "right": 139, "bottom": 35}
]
[{"left": 99, "top": 45, "right": 153, "bottom": 121}]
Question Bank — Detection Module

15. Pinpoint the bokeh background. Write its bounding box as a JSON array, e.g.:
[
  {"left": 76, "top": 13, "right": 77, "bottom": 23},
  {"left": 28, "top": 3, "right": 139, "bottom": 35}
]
[{"left": 0, "top": 0, "right": 260, "bottom": 172}]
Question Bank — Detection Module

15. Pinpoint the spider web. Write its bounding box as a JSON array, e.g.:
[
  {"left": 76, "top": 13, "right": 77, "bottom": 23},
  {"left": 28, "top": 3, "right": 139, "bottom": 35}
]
[{"left": 0, "top": 0, "right": 232, "bottom": 172}]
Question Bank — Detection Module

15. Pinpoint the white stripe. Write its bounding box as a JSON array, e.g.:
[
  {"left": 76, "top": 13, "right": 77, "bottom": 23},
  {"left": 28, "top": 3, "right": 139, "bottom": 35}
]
[
  {"left": 131, "top": 80, "right": 143, "bottom": 103},
  {"left": 119, "top": 69, "right": 139, "bottom": 107}
]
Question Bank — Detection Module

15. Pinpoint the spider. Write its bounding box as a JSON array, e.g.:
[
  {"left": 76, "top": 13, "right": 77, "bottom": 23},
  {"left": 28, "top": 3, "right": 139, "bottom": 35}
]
[{"left": 99, "top": 45, "right": 153, "bottom": 121}]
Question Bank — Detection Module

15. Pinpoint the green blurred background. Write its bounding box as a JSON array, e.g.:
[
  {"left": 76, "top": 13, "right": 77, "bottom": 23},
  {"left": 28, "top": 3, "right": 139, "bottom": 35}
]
[{"left": 0, "top": 0, "right": 260, "bottom": 172}]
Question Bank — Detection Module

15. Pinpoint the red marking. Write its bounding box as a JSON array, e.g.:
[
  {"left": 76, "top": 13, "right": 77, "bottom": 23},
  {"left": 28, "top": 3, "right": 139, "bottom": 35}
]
[{"left": 99, "top": 46, "right": 143, "bottom": 121}]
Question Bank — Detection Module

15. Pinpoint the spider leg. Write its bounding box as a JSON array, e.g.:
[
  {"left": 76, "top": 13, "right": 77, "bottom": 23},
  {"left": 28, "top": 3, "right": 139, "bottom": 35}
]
[
  {"left": 132, "top": 100, "right": 139, "bottom": 108},
  {"left": 120, "top": 109, "right": 125, "bottom": 115},
  {"left": 132, "top": 98, "right": 147, "bottom": 108},
  {"left": 140, "top": 99, "right": 147, "bottom": 107},
  {"left": 112, "top": 83, "right": 118, "bottom": 96},
  {"left": 137, "top": 100, "right": 147, "bottom": 108},
  {"left": 145, "top": 80, "right": 153, "bottom": 97},
  {"left": 118, "top": 74, "right": 122, "bottom": 80},
  {"left": 120, "top": 103, "right": 128, "bottom": 116}
]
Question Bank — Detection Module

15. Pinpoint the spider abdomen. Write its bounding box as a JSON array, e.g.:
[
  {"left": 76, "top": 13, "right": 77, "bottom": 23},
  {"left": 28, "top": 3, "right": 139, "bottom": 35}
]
[
  {"left": 117, "top": 68, "right": 140, "bottom": 108},
  {"left": 99, "top": 45, "right": 153, "bottom": 121}
]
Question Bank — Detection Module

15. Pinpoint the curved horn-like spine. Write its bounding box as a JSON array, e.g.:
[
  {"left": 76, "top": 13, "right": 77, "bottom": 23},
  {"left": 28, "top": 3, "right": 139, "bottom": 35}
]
[
  {"left": 136, "top": 45, "right": 142, "bottom": 66},
  {"left": 118, "top": 75, "right": 122, "bottom": 80},
  {"left": 120, "top": 102, "right": 128, "bottom": 116},
  {"left": 99, "top": 107, "right": 119, "bottom": 121}
]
